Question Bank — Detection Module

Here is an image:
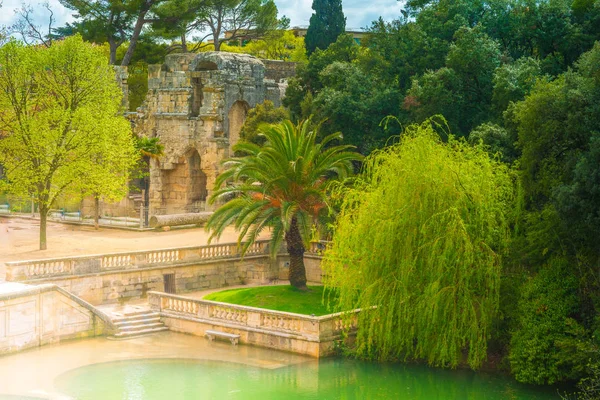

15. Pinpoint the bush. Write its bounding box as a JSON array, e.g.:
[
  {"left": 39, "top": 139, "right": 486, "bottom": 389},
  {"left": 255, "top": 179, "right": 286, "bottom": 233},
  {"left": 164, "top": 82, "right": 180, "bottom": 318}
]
[{"left": 509, "top": 258, "right": 592, "bottom": 384}]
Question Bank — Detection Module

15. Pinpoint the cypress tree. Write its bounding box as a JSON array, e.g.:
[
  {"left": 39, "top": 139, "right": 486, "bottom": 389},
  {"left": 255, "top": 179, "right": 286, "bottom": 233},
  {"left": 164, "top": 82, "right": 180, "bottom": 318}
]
[{"left": 305, "top": 0, "right": 346, "bottom": 55}]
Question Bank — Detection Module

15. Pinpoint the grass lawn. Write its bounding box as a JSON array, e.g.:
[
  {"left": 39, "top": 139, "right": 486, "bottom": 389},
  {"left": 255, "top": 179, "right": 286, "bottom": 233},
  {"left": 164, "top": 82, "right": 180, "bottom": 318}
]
[{"left": 203, "top": 285, "right": 338, "bottom": 316}]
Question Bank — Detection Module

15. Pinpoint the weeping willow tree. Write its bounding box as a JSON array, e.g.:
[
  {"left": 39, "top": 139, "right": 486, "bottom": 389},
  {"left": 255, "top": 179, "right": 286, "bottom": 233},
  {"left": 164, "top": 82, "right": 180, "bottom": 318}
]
[{"left": 322, "top": 120, "right": 515, "bottom": 369}]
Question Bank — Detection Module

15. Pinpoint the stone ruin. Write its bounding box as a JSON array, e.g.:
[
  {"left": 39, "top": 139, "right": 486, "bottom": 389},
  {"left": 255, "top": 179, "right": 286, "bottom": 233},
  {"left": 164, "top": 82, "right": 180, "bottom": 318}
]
[{"left": 131, "top": 52, "right": 294, "bottom": 216}]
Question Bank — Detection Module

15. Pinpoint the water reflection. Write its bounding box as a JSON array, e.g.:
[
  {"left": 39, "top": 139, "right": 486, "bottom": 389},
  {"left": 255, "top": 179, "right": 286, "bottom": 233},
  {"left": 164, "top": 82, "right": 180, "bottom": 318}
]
[{"left": 54, "top": 358, "right": 558, "bottom": 400}]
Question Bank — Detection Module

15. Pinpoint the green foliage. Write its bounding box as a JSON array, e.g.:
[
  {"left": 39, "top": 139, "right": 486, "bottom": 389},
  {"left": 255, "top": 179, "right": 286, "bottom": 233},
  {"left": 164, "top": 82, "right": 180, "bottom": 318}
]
[
  {"left": 283, "top": 34, "right": 360, "bottom": 119},
  {"left": 0, "top": 35, "right": 137, "bottom": 248},
  {"left": 203, "top": 285, "right": 336, "bottom": 315},
  {"left": 128, "top": 62, "right": 148, "bottom": 111},
  {"left": 206, "top": 120, "right": 361, "bottom": 288},
  {"left": 509, "top": 258, "right": 593, "bottom": 385},
  {"left": 322, "top": 120, "right": 515, "bottom": 369},
  {"left": 553, "top": 131, "right": 600, "bottom": 254},
  {"left": 241, "top": 30, "right": 307, "bottom": 62},
  {"left": 239, "top": 101, "right": 290, "bottom": 145},
  {"left": 361, "top": 17, "right": 448, "bottom": 92},
  {"left": 492, "top": 57, "right": 544, "bottom": 115},
  {"left": 190, "top": 0, "right": 279, "bottom": 51},
  {"left": 407, "top": 27, "right": 501, "bottom": 135},
  {"left": 304, "top": 0, "right": 346, "bottom": 55},
  {"left": 404, "top": 68, "right": 463, "bottom": 134},
  {"left": 512, "top": 43, "right": 600, "bottom": 209},
  {"left": 312, "top": 62, "right": 401, "bottom": 154},
  {"left": 283, "top": 34, "right": 400, "bottom": 153},
  {"left": 468, "top": 123, "right": 517, "bottom": 164},
  {"left": 303, "top": 34, "right": 360, "bottom": 92}
]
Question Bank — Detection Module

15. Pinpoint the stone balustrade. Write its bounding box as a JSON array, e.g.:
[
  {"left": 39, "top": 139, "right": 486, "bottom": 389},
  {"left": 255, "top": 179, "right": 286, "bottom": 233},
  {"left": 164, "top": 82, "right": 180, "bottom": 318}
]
[
  {"left": 148, "top": 291, "right": 359, "bottom": 357},
  {"left": 3, "top": 241, "right": 326, "bottom": 306},
  {"left": 4, "top": 241, "right": 272, "bottom": 281},
  {"left": 5, "top": 240, "right": 325, "bottom": 282}
]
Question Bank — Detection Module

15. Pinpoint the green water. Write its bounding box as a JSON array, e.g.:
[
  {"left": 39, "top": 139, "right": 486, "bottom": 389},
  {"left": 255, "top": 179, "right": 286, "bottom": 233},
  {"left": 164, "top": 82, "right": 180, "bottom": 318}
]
[{"left": 53, "top": 358, "right": 559, "bottom": 400}]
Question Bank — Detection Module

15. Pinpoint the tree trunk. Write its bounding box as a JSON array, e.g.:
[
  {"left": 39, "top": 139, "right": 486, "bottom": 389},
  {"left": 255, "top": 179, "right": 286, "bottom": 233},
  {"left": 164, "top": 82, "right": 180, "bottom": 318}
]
[
  {"left": 94, "top": 195, "right": 100, "bottom": 230},
  {"left": 39, "top": 206, "right": 48, "bottom": 250},
  {"left": 181, "top": 33, "right": 188, "bottom": 53},
  {"left": 285, "top": 217, "right": 308, "bottom": 290},
  {"left": 109, "top": 39, "right": 118, "bottom": 65},
  {"left": 121, "top": 4, "right": 151, "bottom": 67},
  {"left": 214, "top": 36, "right": 221, "bottom": 51}
]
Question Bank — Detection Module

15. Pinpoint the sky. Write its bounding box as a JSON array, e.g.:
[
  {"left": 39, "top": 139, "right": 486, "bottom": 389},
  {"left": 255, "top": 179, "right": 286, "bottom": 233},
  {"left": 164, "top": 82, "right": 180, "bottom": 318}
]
[{"left": 0, "top": 0, "right": 404, "bottom": 34}]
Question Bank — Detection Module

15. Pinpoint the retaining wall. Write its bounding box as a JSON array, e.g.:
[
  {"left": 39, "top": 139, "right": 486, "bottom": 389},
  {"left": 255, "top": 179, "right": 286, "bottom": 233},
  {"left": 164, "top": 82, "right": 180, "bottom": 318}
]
[
  {"left": 5, "top": 241, "right": 325, "bottom": 306},
  {"left": 149, "top": 291, "right": 357, "bottom": 358},
  {"left": 0, "top": 283, "right": 111, "bottom": 355}
]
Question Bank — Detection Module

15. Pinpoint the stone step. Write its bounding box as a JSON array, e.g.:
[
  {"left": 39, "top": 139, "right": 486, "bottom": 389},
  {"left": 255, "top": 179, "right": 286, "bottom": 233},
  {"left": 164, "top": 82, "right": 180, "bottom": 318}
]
[
  {"left": 109, "top": 326, "right": 169, "bottom": 340},
  {"left": 112, "top": 312, "right": 159, "bottom": 323},
  {"left": 118, "top": 322, "right": 164, "bottom": 332},
  {"left": 123, "top": 309, "right": 155, "bottom": 317},
  {"left": 113, "top": 316, "right": 161, "bottom": 327}
]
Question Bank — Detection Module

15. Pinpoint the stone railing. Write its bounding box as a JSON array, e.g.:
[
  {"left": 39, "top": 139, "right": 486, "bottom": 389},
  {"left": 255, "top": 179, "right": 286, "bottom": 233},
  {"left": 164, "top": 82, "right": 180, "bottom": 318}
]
[
  {"left": 148, "top": 291, "right": 359, "bottom": 341},
  {"left": 4, "top": 240, "right": 273, "bottom": 281},
  {"left": 5, "top": 239, "right": 327, "bottom": 282},
  {"left": 307, "top": 241, "right": 330, "bottom": 256}
]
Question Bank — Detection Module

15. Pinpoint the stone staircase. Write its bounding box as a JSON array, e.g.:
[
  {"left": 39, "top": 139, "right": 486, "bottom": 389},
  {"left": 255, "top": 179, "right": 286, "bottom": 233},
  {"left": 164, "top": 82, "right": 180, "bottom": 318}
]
[{"left": 108, "top": 308, "right": 168, "bottom": 339}]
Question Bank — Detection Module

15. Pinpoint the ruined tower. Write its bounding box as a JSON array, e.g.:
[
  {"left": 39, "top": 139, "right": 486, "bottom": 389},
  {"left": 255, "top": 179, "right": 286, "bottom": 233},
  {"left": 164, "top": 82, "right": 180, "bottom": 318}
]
[{"left": 134, "top": 52, "right": 291, "bottom": 215}]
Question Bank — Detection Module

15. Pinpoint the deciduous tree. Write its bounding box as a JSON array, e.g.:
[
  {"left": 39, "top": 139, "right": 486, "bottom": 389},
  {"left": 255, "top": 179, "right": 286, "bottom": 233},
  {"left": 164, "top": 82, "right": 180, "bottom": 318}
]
[
  {"left": 0, "top": 36, "right": 137, "bottom": 249},
  {"left": 322, "top": 120, "right": 514, "bottom": 368},
  {"left": 194, "top": 0, "right": 278, "bottom": 51}
]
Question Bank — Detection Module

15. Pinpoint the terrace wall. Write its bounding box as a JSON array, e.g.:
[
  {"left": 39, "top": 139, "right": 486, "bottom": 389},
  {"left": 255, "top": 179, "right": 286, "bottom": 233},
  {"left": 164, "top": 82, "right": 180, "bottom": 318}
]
[
  {"left": 4, "top": 241, "right": 325, "bottom": 306},
  {"left": 148, "top": 291, "right": 357, "bottom": 358},
  {"left": 0, "top": 284, "right": 112, "bottom": 356}
]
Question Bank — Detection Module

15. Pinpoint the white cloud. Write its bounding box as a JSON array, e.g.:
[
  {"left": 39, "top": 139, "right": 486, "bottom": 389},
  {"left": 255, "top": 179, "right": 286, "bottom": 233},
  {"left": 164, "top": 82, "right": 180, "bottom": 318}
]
[{"left": 0, "top": 0, "right": 73, "bottom": 29}]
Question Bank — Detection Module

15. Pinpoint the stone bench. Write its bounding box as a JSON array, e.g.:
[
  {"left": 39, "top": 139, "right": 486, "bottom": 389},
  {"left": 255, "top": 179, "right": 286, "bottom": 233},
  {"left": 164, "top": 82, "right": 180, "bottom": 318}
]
[{"left": 205, "top": 330, "right": 240, "bottom": 345}]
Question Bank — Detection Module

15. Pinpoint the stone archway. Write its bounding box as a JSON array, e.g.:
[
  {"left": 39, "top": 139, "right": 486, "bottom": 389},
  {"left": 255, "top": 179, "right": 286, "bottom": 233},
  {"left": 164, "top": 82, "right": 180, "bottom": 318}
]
[{"left": 228, "top": 101, "right": 250, "bottom": 155}]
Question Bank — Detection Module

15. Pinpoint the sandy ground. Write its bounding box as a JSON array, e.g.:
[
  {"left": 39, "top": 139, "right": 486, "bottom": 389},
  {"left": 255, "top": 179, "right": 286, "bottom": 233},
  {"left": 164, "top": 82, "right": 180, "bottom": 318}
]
[
  {"left": 0, "top": 331, "right": 313, "bottom": 399},
  {"left": 0, "top": 216, "right": 266, "bottom": 263}
]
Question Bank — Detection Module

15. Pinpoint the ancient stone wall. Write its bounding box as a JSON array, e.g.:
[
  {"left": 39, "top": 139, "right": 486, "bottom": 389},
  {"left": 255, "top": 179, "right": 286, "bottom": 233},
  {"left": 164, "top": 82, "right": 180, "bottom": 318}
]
[
  {"left": 114, "top": 66, "right": 129, "bottom": 110},
  {"left": 261, "top": 59, "right": 297, "bottom": 82},
  {"left": 133, "top": 52, "right": 289, "bottom": 215}
]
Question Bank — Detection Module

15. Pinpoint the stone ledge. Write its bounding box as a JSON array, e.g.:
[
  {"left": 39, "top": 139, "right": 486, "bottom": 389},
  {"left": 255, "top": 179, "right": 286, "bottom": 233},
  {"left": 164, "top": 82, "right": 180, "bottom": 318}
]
[
  {"left": 14, "top": 254, "right": 271, "bottom": 283},
  {"left": 160, "top": 311, "right": 322, "bottom": 342}
]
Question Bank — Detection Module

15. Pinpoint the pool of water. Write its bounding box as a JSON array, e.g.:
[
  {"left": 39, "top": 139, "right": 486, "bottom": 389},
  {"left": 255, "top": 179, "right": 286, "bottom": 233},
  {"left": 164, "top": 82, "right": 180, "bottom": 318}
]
[{"left": 54, "top": 358, "right": 559, "bottom": 400}]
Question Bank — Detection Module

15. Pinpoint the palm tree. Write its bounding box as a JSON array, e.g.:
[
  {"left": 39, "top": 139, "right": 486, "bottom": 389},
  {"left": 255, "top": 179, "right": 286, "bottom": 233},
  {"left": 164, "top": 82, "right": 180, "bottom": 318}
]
[
  {"left": 136, "top": 136, "right": 164, "bottom": 226},
  {"left": 206, "top": 120, "right": 361, "bottom": 290}
]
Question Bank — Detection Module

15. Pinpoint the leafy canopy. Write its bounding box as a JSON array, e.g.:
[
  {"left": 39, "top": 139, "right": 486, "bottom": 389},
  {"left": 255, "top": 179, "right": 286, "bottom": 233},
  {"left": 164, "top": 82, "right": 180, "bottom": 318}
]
[
  {"left": 0, "top": 35, "right": 137, "bottom": 248},
  {"left": 206, "top": 119, "right": 361, "bottom": 257},
  {"left": 305, "top": 0, "right": 346, "bottom": 55},
  {"left": 322, "top": 120, "right": 515, "bottom": 369}
]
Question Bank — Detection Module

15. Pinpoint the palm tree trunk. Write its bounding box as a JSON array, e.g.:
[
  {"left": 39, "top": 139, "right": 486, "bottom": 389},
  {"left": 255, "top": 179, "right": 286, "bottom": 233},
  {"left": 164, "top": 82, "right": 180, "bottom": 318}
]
[{"left": 285, "top": 217, "right": 308, "bottom": 290}]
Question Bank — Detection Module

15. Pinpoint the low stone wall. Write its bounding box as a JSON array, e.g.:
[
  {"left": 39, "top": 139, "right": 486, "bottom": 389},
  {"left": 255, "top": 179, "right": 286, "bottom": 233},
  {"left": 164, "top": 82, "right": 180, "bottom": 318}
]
[
  {"left": 148, "top": 291, "right": 357, "bottom": 358},
  {"left": 261, "top": 59, "right": 297, "bottom": 82},
  {"left": 0, "top": 283, "right": 111, "bottom": 356},
  {"left": 277, "top": 254, "right": 323, "bottom": 283},
  {"left": 4, "top": 241, "right": 325, "bottom": 306}
]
